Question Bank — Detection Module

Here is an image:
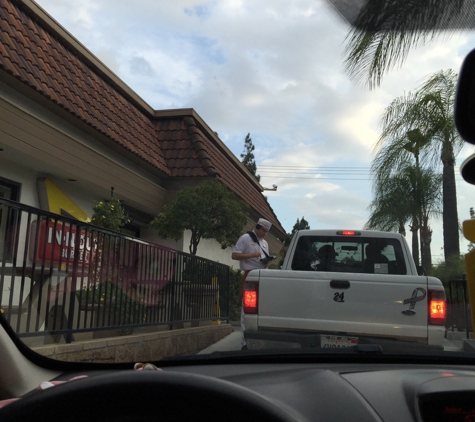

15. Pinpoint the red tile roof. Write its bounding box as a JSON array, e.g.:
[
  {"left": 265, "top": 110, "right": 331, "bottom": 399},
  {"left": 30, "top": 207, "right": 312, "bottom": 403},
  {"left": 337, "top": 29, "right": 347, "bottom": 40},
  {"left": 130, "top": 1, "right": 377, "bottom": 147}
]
[
  {"left": 0, "top": 1, "right": 169, "bottom": 173},
  {"left": 0, "top": 0, "right": 286, "bottom": 236},
  {"left": 156, "top": 116, "right": 284, "bottom": 232}
]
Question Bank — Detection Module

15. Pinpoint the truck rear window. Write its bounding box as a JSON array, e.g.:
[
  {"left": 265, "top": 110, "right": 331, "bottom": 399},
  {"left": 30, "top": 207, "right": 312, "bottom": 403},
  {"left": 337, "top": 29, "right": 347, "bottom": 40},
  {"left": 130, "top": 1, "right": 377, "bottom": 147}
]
[{"left": 291, "top": 236, "right": 407, "bottom": 275}]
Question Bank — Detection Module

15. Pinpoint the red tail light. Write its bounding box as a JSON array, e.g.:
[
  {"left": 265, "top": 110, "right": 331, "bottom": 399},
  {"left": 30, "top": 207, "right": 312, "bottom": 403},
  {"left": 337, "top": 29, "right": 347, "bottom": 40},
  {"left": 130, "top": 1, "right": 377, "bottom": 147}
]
[
  {"left": 428, "top": 289, "right": 446, "bottom": 326},
  {"left": 243, "top": 281, "right": 258, "bottom": 314},
  {"left": 336, "top": 230, "right": 361, "bottom": 236}
]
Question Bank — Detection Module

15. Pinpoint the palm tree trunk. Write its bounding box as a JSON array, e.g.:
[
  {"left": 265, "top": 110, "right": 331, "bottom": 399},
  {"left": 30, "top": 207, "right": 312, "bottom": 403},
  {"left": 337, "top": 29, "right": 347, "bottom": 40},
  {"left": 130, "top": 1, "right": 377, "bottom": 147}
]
[
  {"left": 410, "top": 218, "right": 420, "bottom": 266},
  {"left": 420, "top": 215, "right": 432, "bottom": 270},
  {"left": 398, "top": 223, "right": 406, "bottom": 236},
  {"left": 441, "top": 141, "right": 460, "bottom": 261}
]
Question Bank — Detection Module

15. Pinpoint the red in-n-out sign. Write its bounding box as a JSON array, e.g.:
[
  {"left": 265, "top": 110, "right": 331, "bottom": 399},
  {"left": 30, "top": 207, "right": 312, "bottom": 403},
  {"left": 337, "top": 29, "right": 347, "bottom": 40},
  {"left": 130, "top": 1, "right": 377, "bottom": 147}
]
[{"left": 30, "top": 220, "right": 97, "bottom": 265}]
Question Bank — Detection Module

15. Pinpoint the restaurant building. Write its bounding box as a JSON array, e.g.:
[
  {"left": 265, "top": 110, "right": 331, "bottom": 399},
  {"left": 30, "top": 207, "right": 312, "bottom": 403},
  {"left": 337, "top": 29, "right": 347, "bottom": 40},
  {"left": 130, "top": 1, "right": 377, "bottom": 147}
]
[{"left": 0, "top": 0, "right": 286, "bottom": 269}]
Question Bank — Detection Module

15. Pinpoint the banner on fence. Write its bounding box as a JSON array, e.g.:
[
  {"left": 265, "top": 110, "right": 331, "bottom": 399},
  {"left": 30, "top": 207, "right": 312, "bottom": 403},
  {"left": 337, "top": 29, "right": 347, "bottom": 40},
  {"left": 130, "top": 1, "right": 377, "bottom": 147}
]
[{"left": 29, "top": 220, "right": 97, "bottom": 266}]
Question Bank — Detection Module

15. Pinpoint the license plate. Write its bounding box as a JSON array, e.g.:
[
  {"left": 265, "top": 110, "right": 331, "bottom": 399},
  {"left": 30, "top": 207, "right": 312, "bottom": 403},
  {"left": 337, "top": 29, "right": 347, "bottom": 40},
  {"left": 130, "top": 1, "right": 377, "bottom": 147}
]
[{"left": 320, "top": 335, "right": 358, "bottom": 348}]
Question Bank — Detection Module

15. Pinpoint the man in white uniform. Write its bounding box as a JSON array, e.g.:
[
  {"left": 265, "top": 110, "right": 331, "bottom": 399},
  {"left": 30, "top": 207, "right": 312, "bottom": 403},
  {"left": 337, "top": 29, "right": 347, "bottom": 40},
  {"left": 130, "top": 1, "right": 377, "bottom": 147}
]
[{"left": 232, "top": 218, "right": 272, "bottom": 349}]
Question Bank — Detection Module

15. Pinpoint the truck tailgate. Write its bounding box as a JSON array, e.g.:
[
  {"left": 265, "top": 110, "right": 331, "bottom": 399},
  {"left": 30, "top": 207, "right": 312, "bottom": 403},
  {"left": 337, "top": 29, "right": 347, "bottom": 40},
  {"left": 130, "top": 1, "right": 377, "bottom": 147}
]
[{"left": 256, "top": 270, "right": 429, "bottom": 342}]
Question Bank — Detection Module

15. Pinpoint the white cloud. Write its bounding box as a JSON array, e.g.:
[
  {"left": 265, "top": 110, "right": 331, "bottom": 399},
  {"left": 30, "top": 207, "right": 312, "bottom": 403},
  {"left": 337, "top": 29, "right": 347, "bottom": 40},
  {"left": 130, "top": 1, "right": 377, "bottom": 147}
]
[
  {"left": 38, "top": 0, "right": 98, "bottom": 29},
  {"left": 34, "top": 0, "right": 475, "bottom": 258},
  {"left": 335, "top": 101, "right": 383, "bottom": 151}
]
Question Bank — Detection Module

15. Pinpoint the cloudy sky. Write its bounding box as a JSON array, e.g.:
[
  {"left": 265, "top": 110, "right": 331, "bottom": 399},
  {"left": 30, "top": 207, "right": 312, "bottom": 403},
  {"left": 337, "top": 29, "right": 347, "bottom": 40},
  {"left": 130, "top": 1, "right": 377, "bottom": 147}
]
[{"left": 34, "top": 0, "right": 475, "bottom": 263}]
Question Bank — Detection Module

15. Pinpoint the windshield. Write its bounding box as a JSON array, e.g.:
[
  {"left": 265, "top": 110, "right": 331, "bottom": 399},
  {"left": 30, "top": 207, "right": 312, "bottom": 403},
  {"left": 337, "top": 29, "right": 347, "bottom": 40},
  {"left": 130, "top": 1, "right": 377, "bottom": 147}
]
[{"left": 0, "top": 0, "right": 474, "bottom": 363}]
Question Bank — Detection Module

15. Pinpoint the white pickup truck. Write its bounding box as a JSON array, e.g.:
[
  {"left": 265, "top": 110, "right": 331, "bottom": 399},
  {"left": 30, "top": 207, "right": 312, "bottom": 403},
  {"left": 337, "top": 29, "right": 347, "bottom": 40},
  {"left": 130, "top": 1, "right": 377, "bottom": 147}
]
[{"left": 243, "top": 229, "right": 447, "bottom": 350}]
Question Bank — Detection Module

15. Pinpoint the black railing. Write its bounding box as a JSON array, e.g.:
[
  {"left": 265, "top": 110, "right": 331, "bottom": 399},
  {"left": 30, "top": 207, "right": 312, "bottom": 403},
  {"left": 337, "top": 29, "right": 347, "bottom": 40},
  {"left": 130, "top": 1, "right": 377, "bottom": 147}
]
[
  {"left": 447, "top": 275, "right": 472, "bottom": 339},
  {"left": 0, "top": 198, "right": 230, "bottom": 343}
]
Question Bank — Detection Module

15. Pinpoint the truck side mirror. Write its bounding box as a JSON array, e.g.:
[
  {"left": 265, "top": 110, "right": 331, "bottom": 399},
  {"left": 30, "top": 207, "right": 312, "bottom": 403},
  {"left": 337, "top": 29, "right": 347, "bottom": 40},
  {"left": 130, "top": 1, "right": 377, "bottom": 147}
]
[{"left": 417, "top": 265, "right": 427, "bottom": 276}]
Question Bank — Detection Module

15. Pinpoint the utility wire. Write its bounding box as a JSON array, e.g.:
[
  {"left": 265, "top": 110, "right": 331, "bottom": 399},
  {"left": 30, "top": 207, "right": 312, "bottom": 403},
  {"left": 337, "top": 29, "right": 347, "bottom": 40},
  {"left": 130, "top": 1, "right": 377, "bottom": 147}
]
[{"left": 257, "top": 165, "right": 465, "bottom": 181}]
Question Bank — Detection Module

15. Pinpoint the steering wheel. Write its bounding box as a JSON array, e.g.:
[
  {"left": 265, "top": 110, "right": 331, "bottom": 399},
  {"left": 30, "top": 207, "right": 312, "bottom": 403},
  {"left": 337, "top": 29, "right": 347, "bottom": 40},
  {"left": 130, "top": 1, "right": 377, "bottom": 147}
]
[{"left": 0, "top": 370, "right": 297, "bottom": 421}]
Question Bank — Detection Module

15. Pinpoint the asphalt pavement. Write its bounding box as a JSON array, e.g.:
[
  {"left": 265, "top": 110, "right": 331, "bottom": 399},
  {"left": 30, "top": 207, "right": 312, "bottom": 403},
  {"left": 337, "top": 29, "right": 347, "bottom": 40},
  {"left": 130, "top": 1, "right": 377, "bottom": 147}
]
[
  {"left": 443, "top": 338, "right": 463, "bottom": 351},
  {"left": 197, "top": 323, "right": 242, "bottom": 354}
]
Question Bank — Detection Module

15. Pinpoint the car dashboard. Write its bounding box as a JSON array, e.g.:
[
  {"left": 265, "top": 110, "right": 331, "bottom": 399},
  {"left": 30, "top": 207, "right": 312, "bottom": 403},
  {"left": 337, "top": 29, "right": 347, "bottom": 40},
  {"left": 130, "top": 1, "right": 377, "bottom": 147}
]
[
  {"left": 167, "top": 362, "right": 475, "bottom": 421},
  {"left": 4, "top": 359, "right": 475, "bottom": 422}
]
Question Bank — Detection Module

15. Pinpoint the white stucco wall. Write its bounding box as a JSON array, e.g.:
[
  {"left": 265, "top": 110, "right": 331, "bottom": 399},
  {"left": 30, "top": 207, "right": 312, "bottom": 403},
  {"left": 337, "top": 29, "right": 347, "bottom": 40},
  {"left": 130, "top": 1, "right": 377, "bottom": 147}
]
[
  {"left": 140, "top": 226, "right": 184, "bottom": 252},
  {"left": 139, "top": 228, "right": 237, "bottom": 268},
  {"left": 1, "top": 158, "right": 40, "bottom": 208},
  {"left": 182, "top": 231, "right": 236, "bottom": 269}
]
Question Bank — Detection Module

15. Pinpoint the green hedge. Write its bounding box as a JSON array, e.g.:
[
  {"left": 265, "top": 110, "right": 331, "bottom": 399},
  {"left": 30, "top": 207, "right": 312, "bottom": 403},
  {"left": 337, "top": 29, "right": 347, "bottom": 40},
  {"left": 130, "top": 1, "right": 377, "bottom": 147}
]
[{"left": 229, "top": 268, "right": 243, "bottom": 321}]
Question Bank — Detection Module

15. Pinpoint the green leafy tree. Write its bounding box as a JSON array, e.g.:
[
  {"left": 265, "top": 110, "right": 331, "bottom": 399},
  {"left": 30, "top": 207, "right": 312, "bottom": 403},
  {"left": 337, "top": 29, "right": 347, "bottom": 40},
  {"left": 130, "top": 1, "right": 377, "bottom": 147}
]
[
  {"left": 291, "top": 216, "right": 310, "bottom": 235},
  {"left": 279, "top": 217, "right": 311, "bottom": 266},
  {"left": 343, "top": 0, "right": 469, "bottom": 89},
  {"left": 149, "top": 179, "right": 248, "bottom": 255},
  {"left": 240, "top": 133, "right": 260, "bottom": 182},
  {"left": 428, "top": 255, "right": 466, "bottom": 286},
  {"left": 282, "top": 217, "right": 311, "bottom": 250},
  {"left": 372, "top": 70, "right": 462, "bottom": 262}
]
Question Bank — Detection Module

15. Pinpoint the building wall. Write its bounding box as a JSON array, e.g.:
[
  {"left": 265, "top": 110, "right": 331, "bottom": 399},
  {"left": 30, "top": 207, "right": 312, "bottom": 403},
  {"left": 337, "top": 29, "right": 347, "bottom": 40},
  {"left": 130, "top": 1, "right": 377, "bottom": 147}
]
[
  {"left": 0, "top": 101, "right": 236, "bottom": 339},
  {"left": 0, "top": 158, "right": 40, "bottom": 207},
  {"left": 0, "top": 78, "right": 248, "bottom": 269},
  {"left": 0, "top": 75, "right": 285, "bottom": 296},
  {"left": 183, "top": 233, "right": 236, "bottom": 268},
  {"left": 0, "top": 78, "right": 167, "bottom": 216}
]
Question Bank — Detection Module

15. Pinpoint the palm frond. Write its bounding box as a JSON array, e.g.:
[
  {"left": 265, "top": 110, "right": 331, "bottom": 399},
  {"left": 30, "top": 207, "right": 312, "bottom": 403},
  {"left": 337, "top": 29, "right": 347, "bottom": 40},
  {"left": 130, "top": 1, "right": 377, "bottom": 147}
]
[{"left": 343, "top": 0, "right": 471, "bottom": 89}]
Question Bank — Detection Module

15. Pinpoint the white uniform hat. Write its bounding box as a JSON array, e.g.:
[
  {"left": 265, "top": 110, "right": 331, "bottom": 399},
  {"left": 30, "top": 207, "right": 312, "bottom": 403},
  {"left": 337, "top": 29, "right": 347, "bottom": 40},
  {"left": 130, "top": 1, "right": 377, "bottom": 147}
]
[{"left": 257, "top": 218, "right": 272, "bottom": 231}]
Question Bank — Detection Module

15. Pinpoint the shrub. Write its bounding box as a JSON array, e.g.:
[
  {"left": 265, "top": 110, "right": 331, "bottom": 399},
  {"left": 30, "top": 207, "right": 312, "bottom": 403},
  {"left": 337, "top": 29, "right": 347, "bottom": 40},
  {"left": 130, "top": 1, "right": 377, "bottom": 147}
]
[
  {"left": 428, "top": 255, "right": 466, "bottom": 286},
  {"left": 77, "top": 281, "right": 147, "bottom": 335},
  {"left": 229, "top": 268, "right": 243, "bottom": 321},
  {"left": 91, "top": 197, "right": 128, "bottom": 232}
]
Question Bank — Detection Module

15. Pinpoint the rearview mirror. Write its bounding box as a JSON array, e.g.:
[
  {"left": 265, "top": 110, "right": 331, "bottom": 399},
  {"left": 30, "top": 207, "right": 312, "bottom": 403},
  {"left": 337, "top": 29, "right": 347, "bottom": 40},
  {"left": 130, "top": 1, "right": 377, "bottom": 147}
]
[{"left": 455, "top": 48, "right": 475, "bottom": 184}]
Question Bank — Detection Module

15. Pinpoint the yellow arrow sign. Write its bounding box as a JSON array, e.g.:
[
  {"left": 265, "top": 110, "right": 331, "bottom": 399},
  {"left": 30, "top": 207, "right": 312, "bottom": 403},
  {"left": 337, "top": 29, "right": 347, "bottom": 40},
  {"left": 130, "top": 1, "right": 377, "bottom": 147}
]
[{"left": 463, "top": 219, "right": 475, "bottom": 242}]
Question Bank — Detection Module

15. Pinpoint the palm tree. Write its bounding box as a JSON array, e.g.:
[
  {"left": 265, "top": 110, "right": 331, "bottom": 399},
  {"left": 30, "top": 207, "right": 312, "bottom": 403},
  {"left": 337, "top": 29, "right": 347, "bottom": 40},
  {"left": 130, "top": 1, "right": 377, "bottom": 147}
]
[
  {"left": 414, "top": 70, "right": 464, "bottom": 261},
  {"left": 365, "top": 166, "right": 419, "bottom": 265},
  {"left": 340, "top": 0, "right": 472, "bottom": 89},
  {"left": 366, "top": 164, "right": 442, "bottom": 269},
  {"left": 405, "top": 165, "right": 442, "bottom": 270},
  {"left": 365, "top": 173, "right": 413, "bottom": 258},
  {"left": 372, "top": 70, "right": 462, "bottom": 261}
]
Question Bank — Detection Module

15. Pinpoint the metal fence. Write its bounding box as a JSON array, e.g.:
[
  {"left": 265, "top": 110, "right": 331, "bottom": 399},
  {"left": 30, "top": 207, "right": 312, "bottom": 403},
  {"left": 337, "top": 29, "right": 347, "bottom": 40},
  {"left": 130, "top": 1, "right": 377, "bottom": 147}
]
[
  {"left": 447, "top": 275, "right": 472, "bottom": 339},
  {"left": 0, "top": 198, "right": 230, "bottom": 343}
]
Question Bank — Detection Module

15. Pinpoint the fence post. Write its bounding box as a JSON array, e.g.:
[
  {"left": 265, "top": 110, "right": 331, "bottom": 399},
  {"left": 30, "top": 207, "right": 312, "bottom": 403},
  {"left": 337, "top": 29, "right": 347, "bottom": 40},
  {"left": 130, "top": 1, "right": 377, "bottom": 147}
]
[
  {"left": 448, "top": 280, "right": 455, "bottom": 332},
  {"left": 212, "top": 276, "right": 220, "bottom": 325},
  {"left": 66, "top": 223, "right": 81, "bottom": 344},
  {"left": 168, "top": 255, "right": 179, "bottom": 330},
  {"left": 462, "top": 274, "right": 471, "bottom": 339}
]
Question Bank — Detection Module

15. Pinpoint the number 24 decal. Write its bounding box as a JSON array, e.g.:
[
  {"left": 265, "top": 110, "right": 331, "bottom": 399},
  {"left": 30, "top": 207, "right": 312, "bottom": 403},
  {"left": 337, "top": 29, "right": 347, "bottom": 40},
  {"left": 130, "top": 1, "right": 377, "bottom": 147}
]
[{"left": 333, "top": 292, "right": 345, "bottom": 302}]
